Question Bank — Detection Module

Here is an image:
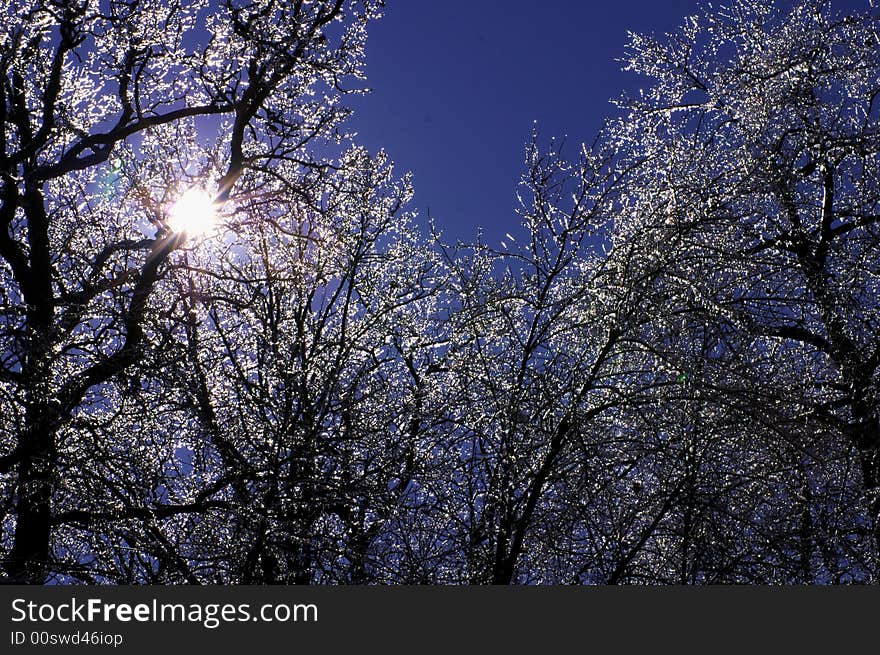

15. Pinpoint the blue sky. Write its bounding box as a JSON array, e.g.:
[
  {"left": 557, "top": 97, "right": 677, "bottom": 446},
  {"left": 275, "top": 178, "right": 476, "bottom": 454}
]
[{"left": 346, "top": 0, "right": 870, "bottom": 244}]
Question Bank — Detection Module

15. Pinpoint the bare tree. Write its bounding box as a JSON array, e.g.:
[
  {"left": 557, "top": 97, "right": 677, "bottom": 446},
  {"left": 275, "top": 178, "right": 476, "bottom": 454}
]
[
  {"left": 413, "top": 136, "right": 679, "bottom": 584},
  {"left": 165, "top": 149, "right": 441, "bottom": 584},
  {"left": 0, "top": 0, "right": 382, "bottom": 583},
  {"left": 4, "top": 0, "right": 880, "bottom": 587},
  {"left": 608, "top": 0, "right": 880, "bottom": 577}
]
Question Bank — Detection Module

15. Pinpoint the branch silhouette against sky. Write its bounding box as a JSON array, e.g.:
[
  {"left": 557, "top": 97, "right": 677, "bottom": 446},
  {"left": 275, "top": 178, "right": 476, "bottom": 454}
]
[{"left": 0, "top": 0, "right": 878, "bottom": 585}]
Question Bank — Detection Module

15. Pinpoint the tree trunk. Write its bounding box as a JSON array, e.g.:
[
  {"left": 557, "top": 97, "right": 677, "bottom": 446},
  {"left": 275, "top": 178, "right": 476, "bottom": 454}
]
[{"left": 6, "top": 403, "right": 56, "bottom": 583}]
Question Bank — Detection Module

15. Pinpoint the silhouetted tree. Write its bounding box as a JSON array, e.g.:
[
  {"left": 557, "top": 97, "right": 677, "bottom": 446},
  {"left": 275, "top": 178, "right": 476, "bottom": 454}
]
[
  {"left": 0, "top": 0, "right": 383, "bottom": 583},
  {"left": 608, "top": 0, "right": 880, "bottom": 579},
  {"left": 4, "top": 0, "right": 880, "bottom": 586}
]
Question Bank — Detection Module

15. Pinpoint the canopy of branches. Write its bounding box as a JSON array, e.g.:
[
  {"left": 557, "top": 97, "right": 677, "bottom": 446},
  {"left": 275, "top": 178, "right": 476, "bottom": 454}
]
[{"left": 0, "top": 0, "right": 878, "bottom": 584}]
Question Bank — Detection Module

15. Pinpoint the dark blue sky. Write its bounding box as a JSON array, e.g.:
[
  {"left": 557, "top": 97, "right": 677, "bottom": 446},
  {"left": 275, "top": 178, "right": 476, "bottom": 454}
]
[{"left": 346, "top": 0, "right": 869, "bottom": 243}]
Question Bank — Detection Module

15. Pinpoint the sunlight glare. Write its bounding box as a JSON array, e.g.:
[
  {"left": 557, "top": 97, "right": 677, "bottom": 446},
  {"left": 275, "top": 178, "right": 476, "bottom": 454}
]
[{"left": 167, "top": 187, "right": 219, "bottom": 237}]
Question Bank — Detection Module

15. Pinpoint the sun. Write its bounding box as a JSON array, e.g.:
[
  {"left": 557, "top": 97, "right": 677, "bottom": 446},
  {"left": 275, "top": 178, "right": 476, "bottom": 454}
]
[{"left": 167, "top": 187, "right": 219, "bottom": 237}]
